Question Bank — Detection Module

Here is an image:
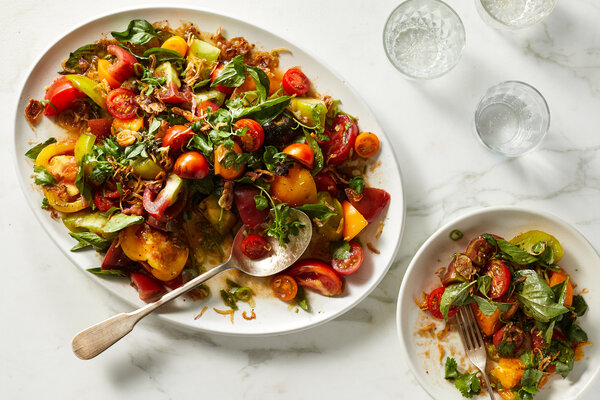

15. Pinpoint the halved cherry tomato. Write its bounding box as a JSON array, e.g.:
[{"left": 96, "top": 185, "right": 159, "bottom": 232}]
[
  {"left": 214, "top": 143, "right": 246, "bottom": 180},
  {"left": 112, "top": 116, "right": 144, "bottom": 133},
  {"left": 493, "top": 324, "right": 525, "bottom": 357},
  {"left": 354, "top": 132, "right": 380, "bottom": 158},
  {"left": 174, "top": 151, "right": 209, "bottom": 180},
  {"left": 241, "top": 234, "right": 270, "bottom": 259},
  {"left": 163, "top": 125, "right": 194, "bottom": 154},
  {"left": 233, "top": 119, "right": 265, "bottom": 152},
  {"left": 87, "top": 118, "right": 113, "bottom": 140},
  {"left": 428, "top": 286, "right": 458, "bottom": 319},
  {"left": 196, "top": 101, "right": 220, "bottom": 118},
  {"left": 130, "top": 272, "right": 166, "bottom": 302},
  {"left": 93, "top": 189, "right": 119, "bottom": 212},
  {"left": 234, "top": 185, "right": 270, "bottom": 229},
  {"left": 326, "top": 115, "right": 358, "bottom": 165},
  {"left": 345, "top": 187, "right": 390, "bottom": 223},
  {"left": 283, "top": 143, "right": 314, "bottom": 169},
  {"left": 98, "top": 59, "right": 122, "bottom": 88},
  {"left": 287, "top": 259, "right": 343, "bottom": 296},
  {"left": 161, "top": 35, "right": 188, "bottom": 57},
  {"left": 211, "top": 64, "right": 234, "bottom": 95},
  {"left": 314, "top": 172, "right": 339, "bottom": 197},
  {"left": 106, "top": 88, "right": 138, "bottom": 119},
  {"left": 486, "top": 259, "right": 511, "bottom": 299},
  {"left": 331, "top": 241, "right": 363, "bottom": 275},
  {"left": 282, "top": 67, "right": 310, "bottom": 96},
  {"left": 157, "top": 82, "right": 190, "bottom": 104},
  {"left": 43, "top": 76, "right": 86, "bottom": 116},
  {"left": 271, "top": 275, "right": 298, "bottom": 301},
  {"left": 106, "top": 45, "right": 137, "bottom": 85}
]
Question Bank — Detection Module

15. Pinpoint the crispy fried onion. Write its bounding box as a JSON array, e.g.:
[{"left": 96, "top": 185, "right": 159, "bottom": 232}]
[{"left": 213, "top": 307, "right": 234, "bottom": 324}]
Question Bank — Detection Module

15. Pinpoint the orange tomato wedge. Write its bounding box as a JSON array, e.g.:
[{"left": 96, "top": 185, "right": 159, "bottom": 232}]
[{"left": 342, "top": 200, "right": 368, "bottom": 241}]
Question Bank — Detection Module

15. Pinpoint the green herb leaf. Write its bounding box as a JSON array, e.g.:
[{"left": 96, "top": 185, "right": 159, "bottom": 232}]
[
  {"left": 262, "top": 145, "right": 288, "bottom": 173},
  {"left": 513, "top": 269, "right": 569, "bottom": 322},
  {"left": 444, "top": 357, "right": 459, "bottom": 380},
  {"left": 188, "top": 134, "right": 213, "bottom": 156},
  {"left": 498, "top": 239, "right": 539, "bottom": 265},
  {"left": 111, "top": 19, "right": 158, "bottom": 45},
  {"left": 246, "top": 65, "right": 270, "bottom": 103},
  {"left": 440, "top": 281, "right": 477, "bottom": 320},
  {"left": 295, "top": 286, "right": 309, "bottom": 311},
  {"left": 25, "top": 137, "right": 57, "bottom": 159},
  {"left": 550, "top": 339, "right": 575, "bottom": 377},
  {"left": 74, "top": 162, "right": 94, "bottom": 209},
  {"left": 142, "top": 47, "right": 184, "bottom": 69},
  {"left": 230, "top": 95, "right": 293, "bottom": 125},
  {"left": 33, "top": 165, "right": 56, "bottom": 186},
  {"left": 477, "top": 275, "right": 492, "bottom": 297},
  {"left": 454, "top": 372, "right": 481, "bottom": 398},
  {"left": 520, "top": 368, "right": 543, "bottom": 395},
  {"left": 568, "top": 323, "right": 588, "bottom": 343},
  {"left": 60, "top": 44, "right": 98, "bottom": 73},
  {"left": 572, "top": 295, "right": 588, "bottom": 317},
  {"left": 211, "top": 55, "right": 246, "bottom": 88},
  {"left": 102, "top": 213, "right": 144, "bottom": 233},
  {"left": 330, "top": 241, "right": 351, "bottom": 261},
  {"left": 482, "top": 233, "right": 498, "bottom": 248},
  {"left": 304, "top": 129, "right": 324, "bottom": 175},
  {"left": 254, "top": 194, "right": 268, "bottom": 210},
  {"left": 472, "top": 295, "right": 497, "bottom": 316},
  {"left": 295, "top": 204, "right": 336, "bottom": 222},
  {"left": 86, "top": 267, "right": 128, "bottom": 277},
  {"left": 349, "top": 177, "right": 365, "bottom": 194},
  {"left": 69, "top": 232, "right": 112, "bottom": 252}
]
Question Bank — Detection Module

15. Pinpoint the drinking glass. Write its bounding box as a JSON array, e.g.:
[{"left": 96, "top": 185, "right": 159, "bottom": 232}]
[
  {"left": 383, "top": 0, "right": 466, "bottom": 80},
  {"left": 473, "top": 81, "right": 550, "bottom": 157},
  {"left": 475, "top": 0, "right": 558, "bottom": 30}
]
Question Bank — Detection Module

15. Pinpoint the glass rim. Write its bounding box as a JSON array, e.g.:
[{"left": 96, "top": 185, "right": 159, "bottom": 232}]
[
  {"left": 477, "top": 0, "right": 559, "bottom": 29},
  {"left": 382, "top": 0, "right": 466, "bottom": 80},
  {"left": 473, "top": 80, "right": 551, "bottom": 157}
]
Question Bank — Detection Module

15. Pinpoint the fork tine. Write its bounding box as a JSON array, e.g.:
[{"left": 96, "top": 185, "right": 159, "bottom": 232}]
[
  {"left": 457, "top": 307, "right": 474, "bottom": 350},
  {"left": 463, "top": 306, "right": 483, "bottom": 349}
]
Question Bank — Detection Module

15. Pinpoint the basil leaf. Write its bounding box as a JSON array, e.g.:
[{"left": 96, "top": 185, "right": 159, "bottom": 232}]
[
  {"left": 295, "top": 286, "right": 309, "bottom": 311},
  {"left": 86, "top": 267, "right": 128, "bottom": 277},
  {"left": 231, "top": 95, "right": 292, "bottom": 125},
  {"left": 567, "top": 323, "right": 588, "bottom": 343},
  {"left": 498, "top": 239, "right": 539, "bottom": 265},
  {"left": 211, "top": 55, "right": 246, "bottom": 88},
  {"left": 473, "top": 295, "right": 497, "bottom": 316},
  {"left": 304, "top": 130, "right": 324, "bottom": 175},
  {"left": 349, "top": 176, "right": 364, "bottom": 194},
  {"left": 572, "top": 295, "right": 588, "bottom": 317},
  {"left": 25, "top": 137, "right": 57, "bottom": 159},
  {"left": 60, "top": 44, "right": 98, "bottom": 73},
  {"left": 295, "top": 204, "right": 335, "bottom": 222},
  {"left": 111, "top": 19, "right": 158, "bottom": 45},
  {"left": 33, "top": 165, "right": 56, "bottom": 186},
  {"left": 513, "top": 269, "right": 569, "bottom": 322},
  {"left": 440, "top": 281, "right": 476, "bottom": 320},
  {"left": 75, "top": 162, "right": 94, "bottom": 208},
  {"left": 551, "top": 277, "right": 569, "bottom": 306},
  {"left": 142, "top": 47, "right": 184, "bottom": 70},
  {"left": 246, "top": 65, "right": 270, "bottom": 102},
  {"left": 69, "top": 232, "right": 112, "bottom": 252},
  {"left": 329, "top": 240, "right": 351, "bottom": 261},
  {"left": 102, "top": 213, "right": 144, "bottom": 233},
  {"left": 481, "top": 233, "right": 498, "bottom": 248},
  {"left": 550, "top": 340, "right": 575, "bottom": 377},
  {"left": 520, "top": 368, "right": 543, "bottom": 395},
  {"left": 477, "top": 275, "right": 492, "bottom": 297}
]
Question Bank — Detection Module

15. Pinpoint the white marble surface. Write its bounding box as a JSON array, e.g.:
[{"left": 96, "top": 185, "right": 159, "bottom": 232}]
[{"left": 1, "top": 0, "right": 599, "bottom": 399}]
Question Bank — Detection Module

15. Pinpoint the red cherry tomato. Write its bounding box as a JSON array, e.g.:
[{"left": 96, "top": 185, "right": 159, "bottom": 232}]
[
  {"left": 486, "top": 259, "right": 511, "bottom": 299},
  {"left": 428, "top": 286, "right": 458, "bottom": 319},
  {"left": 234, "top": 185, "right": 270, "bottom": 229},
  {"left": 93, "top": 189, "right": 119, "bottom": 212},
  {"left": 326, "top": 115, "right": 358, "bottom": 165},
  {"left": 344, "top": 187, "right": 391, "bottom": 223},
  {"left": 211, "top": 64, "right": 234, "bottom": 95},
  {"left": 331, "top": 241, "right": 363, "bottom": 275},
  {"left": 106, "top": 88, "right": 138, "bottom": 119},
  {"left": 241, "top": 234, "right": 270, "bottom": 259},
  {"left": 287, "top": 259, "right": 343, "bottom": 296},
  {"left": 314, "top": 172, "right": 339, "bottom": 197},
  {"left": 106, "top": 45, "right": 137, "bottom": 84},
  {"left": 283, "top": 143, "right": 314, "bottom": 169},
  {"left": 233, "top": 119, "right": 265, "bottom": 152},
  {"left": 196, "top": 101, "right": 220, "bottom": 117},
  {"left": 282, "top": 67, "right": 311, "bottom": 96},
  {"left": 87, "top": 118, "right": 113, "bottom": 140},
  {"left": 173, "top": 151, "right": 209, "bottom": 180},
  {"left": 271, "top": 275, "right": 298, "bottom": 301},
  {"left": 130, "top": 272, "right": 166, "bottom": 302},
  {"left": 163, "top": 125, "right": 194, "bottom": 154},
  {"left": 43, "top": 76, "right": 86, "bottom": 116}
]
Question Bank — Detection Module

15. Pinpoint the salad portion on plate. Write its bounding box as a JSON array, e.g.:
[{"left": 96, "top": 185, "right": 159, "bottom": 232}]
[
  {"left": 420, "top": 230, "right": 590, "bottom": 399},
  {"left": 23, "top": 18, "right": 391, "bottom": 320}
]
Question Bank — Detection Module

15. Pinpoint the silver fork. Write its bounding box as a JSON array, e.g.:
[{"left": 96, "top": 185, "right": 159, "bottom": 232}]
[{"left": 456, "top": 306, "right": 496, "bottom": 400}]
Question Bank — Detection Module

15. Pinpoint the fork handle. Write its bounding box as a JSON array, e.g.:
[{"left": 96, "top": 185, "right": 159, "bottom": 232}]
[{"left": 481, "top": 371, "right": 496, "bottom": 400}]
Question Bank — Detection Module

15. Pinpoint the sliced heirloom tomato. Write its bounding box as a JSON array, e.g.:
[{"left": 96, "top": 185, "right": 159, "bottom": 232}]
[
  {"left": 102, "top": 239, "right": 133, "bottom": 270},
  {"left": 486, "top": 259, "right": 511, "bottom": 299},
  {"left": 99, "top": 44, "right": 137, "bottom": 88},
  {"left": 283, "top": 143, "right": 314, "bottom": 169},
  {"left": 43, "top": 76, "right": 86, "bottom": 116},
  {"left": 106, "top": 88, "right": 138, "bottom": 119},
  {"left": 241, "top": 234, "right": 270, "bottom": 259},
  {"left": 282, "top": 67, "right": 311, "bottom": 96},
  {"left": 286, "top": 259, "right": 343, "bottom": 296},
  {"left": 233, "top": 119, "right": 265, "bottom": 152},
  {"left": 428, "top": 286, "right": 458, "bottom": 319},
  {"left": 325, "top": 115, "right": 358, "bottom": 165},
  {"left": 331, "top": 241, "right": 363, "bottom": 275},
  {"left": 174, "top": 151, "right": 209, "bottom": 180},
  {"left": 234, "top": 185, "right": 270, "bottom": 229},
  {"left": 271, "top": 275, "right": 298, "bottom": 301},
  {"left": 314, "top": 172, "right": 339, "bottom": 198},
  {"left": 93, "top": 189, "right": 119, "bottom": 212},
  {"left": 345, "top": 187, "right": 390, "bottom": 223},
  {"left": 142, "top": 174, "right": 183, "bottom": 221},
  {"left": 130, "top": 272, "right": 166, "bottom": 302}
]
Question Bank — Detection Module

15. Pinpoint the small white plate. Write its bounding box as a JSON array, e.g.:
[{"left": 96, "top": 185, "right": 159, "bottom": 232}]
[
  {"left": 396, "top": 206, "right": 600, "bottom": 400},
  {"left": 13, "top": 7, "right": 404, "bottom": 336}
]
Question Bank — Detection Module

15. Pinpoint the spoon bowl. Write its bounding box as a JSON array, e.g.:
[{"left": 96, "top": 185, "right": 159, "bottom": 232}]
[{"left": 72, "top": 210, "right": 312, "bottom": 360}]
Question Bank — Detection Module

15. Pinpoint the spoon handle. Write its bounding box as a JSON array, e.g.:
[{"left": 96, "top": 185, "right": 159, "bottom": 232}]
[{"left": 72, "top": 261, "right": 232, "bottom": 360}]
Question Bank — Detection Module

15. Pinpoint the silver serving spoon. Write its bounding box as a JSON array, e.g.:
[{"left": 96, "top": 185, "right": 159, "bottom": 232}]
[{"left": 72, "top": 210, "right": 311, "bottom": 360}]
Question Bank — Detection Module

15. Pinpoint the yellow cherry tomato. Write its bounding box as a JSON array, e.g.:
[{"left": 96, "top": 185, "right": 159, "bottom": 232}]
[
  {"left": 342, "top": 200, "right": 368, "bottom": 241},
  {"left": 161, "top": 36, "right": 188, "bottom": 57},
  {"left": 214, "top": 143, "right": 246, "bottom": 180}
]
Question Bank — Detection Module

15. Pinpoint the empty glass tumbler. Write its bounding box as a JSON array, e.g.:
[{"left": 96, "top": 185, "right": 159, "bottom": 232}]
[
  {"left": 474, "top": 81, "right": 550, "bottom": 157},
  {"left": 383, "top": 0, "right": 466, "bottom": 79},
  {"left": 475, "top": 0, "right": 558, "bottom": 30}
]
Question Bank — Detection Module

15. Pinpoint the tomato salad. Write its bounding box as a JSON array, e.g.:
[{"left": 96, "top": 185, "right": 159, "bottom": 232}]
[
  {"left": 421, "top": 230, "right": 590, "bottom": 400},
  {"left": 24, "top": 19, "right": 390, "bottom": 314}
]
